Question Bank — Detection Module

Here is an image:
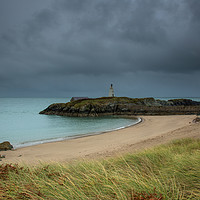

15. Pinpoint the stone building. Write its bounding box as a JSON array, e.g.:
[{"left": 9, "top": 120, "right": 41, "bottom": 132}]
[{"left": 70, "top": 97, "right": 89, "bottom": 102}]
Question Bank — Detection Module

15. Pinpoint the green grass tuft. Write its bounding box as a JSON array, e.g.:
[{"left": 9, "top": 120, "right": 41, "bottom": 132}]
[{"left": 0, "top": 138, "right": 200, "bottom": 199}]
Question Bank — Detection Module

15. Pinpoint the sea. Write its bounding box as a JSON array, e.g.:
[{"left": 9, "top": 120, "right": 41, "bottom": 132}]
[
  {"left": 0, "top": 97, "right": 199, "bottom": 149},
  {"left": 0, "top": 98, "right": 141, "bottom": 149}
]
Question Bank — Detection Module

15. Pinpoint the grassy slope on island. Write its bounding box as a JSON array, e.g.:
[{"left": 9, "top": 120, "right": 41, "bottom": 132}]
[
  {"left": 50, "top": 97, "right": 163, "bottom": 108},
  {"left": 0, "top": 138, "right": 200, "bottom": 199},
  {"left": 42, "top": 97, "right": 158, "bottom": 111}
]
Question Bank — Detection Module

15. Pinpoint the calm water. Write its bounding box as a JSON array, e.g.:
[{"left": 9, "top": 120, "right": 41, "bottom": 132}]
[{"left": 0, "top": 98, "right": 139, "bottom": 148}]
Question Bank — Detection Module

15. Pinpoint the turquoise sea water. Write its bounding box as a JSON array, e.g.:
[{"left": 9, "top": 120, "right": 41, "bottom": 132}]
[{"left": 0, "top": 98, "right": 140, "bottom": 148}]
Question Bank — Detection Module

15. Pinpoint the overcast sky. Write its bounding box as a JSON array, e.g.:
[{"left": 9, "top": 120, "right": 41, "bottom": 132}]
[{"left": 0, "top": 0, "right": 199, "bottom": 98}]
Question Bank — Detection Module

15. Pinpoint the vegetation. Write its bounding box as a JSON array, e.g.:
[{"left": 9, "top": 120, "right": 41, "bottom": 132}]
[
  {"left": 1, "top": 138, "right": 199, "bottom": 199},
  {"left": 67, "top": 97, "right": 157, "bottom": 108},
  {"left": 60, "top": 97, "right": 159, "bottom": 112}
]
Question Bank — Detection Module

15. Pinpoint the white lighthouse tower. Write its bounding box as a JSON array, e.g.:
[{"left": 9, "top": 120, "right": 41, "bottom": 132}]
[{"left": 108, "top": 84, "right": 115, "bottom": 97}]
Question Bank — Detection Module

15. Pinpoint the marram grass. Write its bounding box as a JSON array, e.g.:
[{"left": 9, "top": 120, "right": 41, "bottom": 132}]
[{"left": 0, "top": 138, "right": 200, "bottom": 199}]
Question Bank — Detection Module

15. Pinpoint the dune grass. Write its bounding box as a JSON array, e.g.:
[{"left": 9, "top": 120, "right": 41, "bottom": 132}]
[{"left": 0, "top": 138, "right": 200, "bottom": 199}]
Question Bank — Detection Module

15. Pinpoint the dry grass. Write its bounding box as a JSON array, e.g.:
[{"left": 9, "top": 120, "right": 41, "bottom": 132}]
[{"left": 0, "top": 138, "right": 199, "bottom": 199}]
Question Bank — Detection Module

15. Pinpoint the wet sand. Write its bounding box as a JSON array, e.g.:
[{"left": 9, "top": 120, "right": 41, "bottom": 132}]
[{"left": 1, "top": 115, "right": 199, "bottom": 165}]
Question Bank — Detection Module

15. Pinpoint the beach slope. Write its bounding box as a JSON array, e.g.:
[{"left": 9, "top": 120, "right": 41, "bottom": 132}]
[{"left": 2, "top": 115, "right": 200, "bottom": 164}]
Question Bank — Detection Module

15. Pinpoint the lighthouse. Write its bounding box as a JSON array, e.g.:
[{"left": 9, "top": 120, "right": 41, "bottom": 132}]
[{"left": 108, "top": 84, "right": 115, "bottom": 97}]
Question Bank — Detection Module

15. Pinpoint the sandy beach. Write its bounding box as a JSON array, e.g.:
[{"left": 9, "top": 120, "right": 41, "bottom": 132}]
[{"left": 1, "top": 115, "right": 200, "bottom": 165}]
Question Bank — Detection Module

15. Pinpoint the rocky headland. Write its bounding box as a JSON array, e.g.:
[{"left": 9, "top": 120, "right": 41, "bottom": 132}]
[{"left": 39, "top": 97, "right": 200, "bottom": 117}]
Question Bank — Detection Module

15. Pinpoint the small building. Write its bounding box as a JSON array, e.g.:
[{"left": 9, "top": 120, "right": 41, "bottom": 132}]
[
  {"left": 70, "top": 97, "right": 89, "bottom": 102},
  {"left": 108, "top": 84, "right": 115, "bottom": 97}
]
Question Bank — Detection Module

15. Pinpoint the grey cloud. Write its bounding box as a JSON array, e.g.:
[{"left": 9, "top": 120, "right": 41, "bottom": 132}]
[
  {"left": 186, "top": 0, "right": 200, "bottom": 22},
  {"left": 23, "top": 9, "right": 59, "bottom": 46},
  {"left": 0, "top": 0, "right": 200, "bottom": 97}
]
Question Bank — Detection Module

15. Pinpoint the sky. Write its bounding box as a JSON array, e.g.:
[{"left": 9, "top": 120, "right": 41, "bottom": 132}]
[{"left": 0, "top": 0, "right": 200, "bottom": 98}]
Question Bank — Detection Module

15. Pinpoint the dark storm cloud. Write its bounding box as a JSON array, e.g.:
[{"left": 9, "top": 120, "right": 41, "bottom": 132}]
[
  {"left": 23, "top": 8, "right": 59, "bottom": 45},
  {"left": 0, "top": 0, "right": 200, "bottom": 97}
]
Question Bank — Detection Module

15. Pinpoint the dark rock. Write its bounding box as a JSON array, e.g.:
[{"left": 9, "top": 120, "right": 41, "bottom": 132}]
[
  {"left": 168, "top": 99, "right": 200, "bottom": 106},
  {"left": 193, "top": 117, "right": 200, "bottom": 123},
  {"left": 0, "top": 141, "right": 13, "bottom": 151}
]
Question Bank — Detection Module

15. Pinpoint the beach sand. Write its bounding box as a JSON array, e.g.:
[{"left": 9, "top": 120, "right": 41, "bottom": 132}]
[{"left": 1, "top": 115, "right": 200, "bottom": 165}]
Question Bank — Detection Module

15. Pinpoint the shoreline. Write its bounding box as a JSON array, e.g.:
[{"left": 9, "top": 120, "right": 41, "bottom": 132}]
[
  {"left": 1, "top": 115, "right": 200, "bottom": 165},
  {"left": 13, "top": 116, "right": 142, "bottom": 149}
]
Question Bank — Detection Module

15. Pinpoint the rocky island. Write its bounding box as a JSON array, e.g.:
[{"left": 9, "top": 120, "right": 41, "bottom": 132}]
[{"left": 39, "top": 97, "right": 200, "bottom": 117}]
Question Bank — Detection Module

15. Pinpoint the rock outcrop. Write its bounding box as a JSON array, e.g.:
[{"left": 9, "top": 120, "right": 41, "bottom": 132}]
[
  {"left": 0, "top": 141, "right": 13, "bottom": 151},
  {"left": 39, "top": 97, "right": 200, "bottom": 117},
  {"left": 193, "top": 117, "right": 200, "bottom": 123}
]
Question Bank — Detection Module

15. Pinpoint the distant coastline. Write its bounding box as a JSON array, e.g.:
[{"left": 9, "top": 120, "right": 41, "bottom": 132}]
[{"left": 1, "top": 97, "right": 200, "bottom": 151}]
